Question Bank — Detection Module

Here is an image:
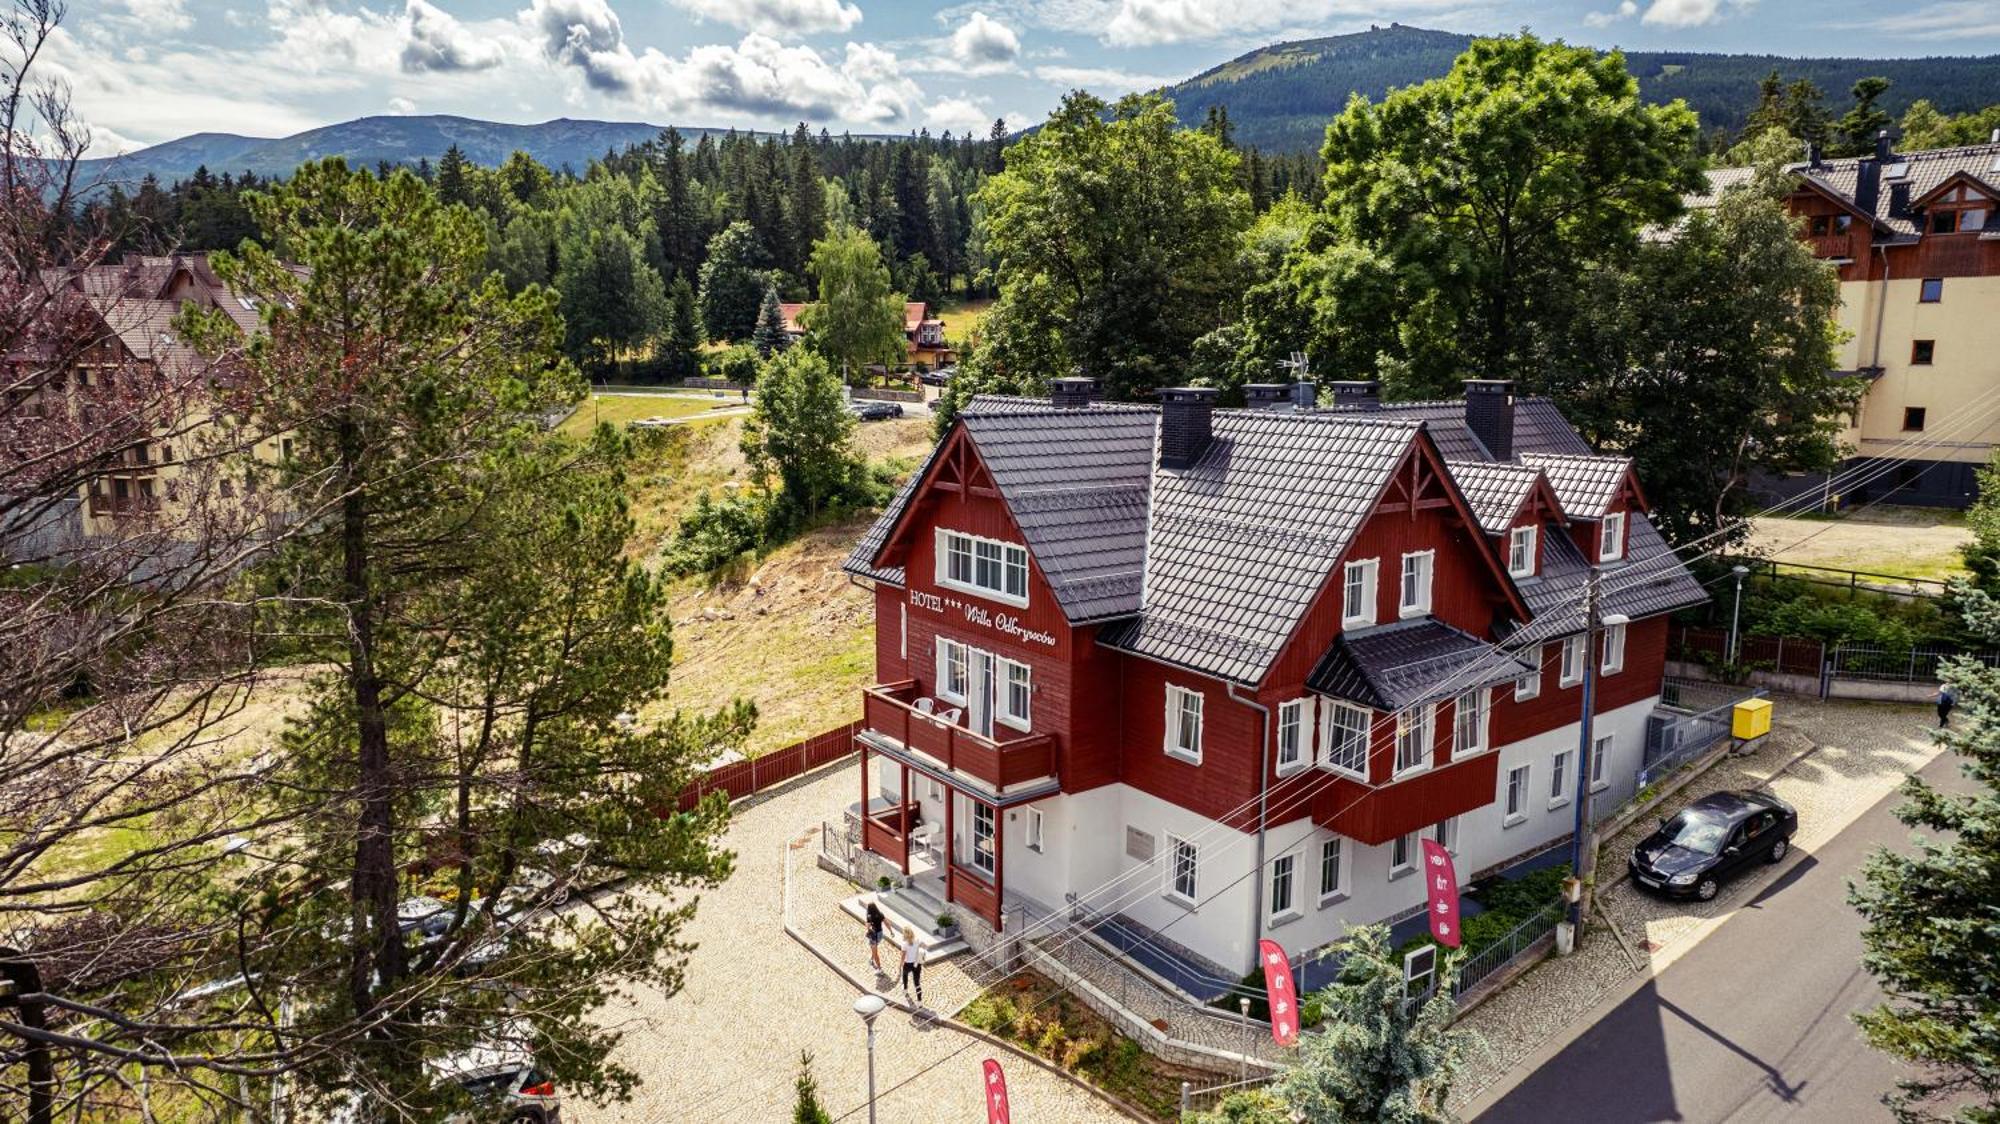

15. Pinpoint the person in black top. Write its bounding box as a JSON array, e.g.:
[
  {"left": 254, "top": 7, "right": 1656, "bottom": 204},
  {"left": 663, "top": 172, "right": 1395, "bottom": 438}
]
[{"left": 864, "top": 899, "right": 887, "bottom": 973}]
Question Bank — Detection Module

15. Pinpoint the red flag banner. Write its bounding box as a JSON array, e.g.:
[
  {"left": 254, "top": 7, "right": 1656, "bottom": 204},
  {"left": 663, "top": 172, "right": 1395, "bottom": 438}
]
[
  {"left": 1421, "top": 838, "right": 1462, "bottom": 948},
  {"left": 982, "top": 1058, "right": 1011, "bottom": 1124},
  {"left": 1257, "top": 939, "right": 1300, "bottom": 1046}
]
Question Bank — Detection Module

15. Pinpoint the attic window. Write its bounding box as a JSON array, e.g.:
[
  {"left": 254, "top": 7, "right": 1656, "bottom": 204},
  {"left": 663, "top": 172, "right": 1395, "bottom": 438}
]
[
  {"left": 1883, "top": 162, "right": 1909, "bottom": 180},
  {"left": 236, "top": 296, "right": 258, "bottom": 311}
]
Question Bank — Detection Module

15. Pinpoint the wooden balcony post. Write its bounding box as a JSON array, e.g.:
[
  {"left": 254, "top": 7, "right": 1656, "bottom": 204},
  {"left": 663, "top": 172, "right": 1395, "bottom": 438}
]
[
  {"left": 944, "top": 785, "right": 956, "bottom": 908},
  {"left": 993, "top": 797, "right": 1005, "bottom": 930},
  {"left": 898, "top": 763, "right": 911, "bottom": 875}
]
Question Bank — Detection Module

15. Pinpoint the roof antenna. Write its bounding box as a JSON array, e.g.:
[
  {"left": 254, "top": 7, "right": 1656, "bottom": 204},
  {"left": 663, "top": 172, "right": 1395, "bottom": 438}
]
[{"left": 1278, "top": 352, "right": 1311, "bottom": 379}]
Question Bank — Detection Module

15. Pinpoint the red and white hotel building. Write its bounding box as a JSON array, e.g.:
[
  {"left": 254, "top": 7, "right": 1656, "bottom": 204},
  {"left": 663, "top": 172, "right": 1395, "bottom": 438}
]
[{"left": 841, "top": 378, "right": 1704, "bottom": 977}]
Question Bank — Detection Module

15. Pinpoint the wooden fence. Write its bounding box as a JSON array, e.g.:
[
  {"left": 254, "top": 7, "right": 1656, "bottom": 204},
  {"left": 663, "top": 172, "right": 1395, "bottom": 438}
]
[{"left": 676, "top": 720, "right": 861, "bottom": 811}]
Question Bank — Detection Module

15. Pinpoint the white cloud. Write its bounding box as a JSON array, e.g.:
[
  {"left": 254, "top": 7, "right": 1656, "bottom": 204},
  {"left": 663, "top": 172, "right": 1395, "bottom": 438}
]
[
  {"left": 1839, "top": 1, "right": 1997, "bottom": 40},
  {"left": 1032, "top": 64, "right": 1172, "bottom": 93},
  {"left": 668, "top": 0, "right": 863, "bottom": 36},
  {"left": 1583, "top": 0, "right": 1639, "bottom": 28},
  {"left": 1640, "top": 0, "right": 1721, "bottom": 27},
  {"left": 388, "top": 96, "right": 418, "bottom": 114},
  {"left": 1104, "top": 0, "right": 1218, "bottom": 46},
  {"left": 402, "top": 0, "right": 506, "bottom": 72},
  {"left": 924, "top": 95, "right": 996, "bottom": 132},
  {"left": 115, "top": 0, "right": 192, "bottom": 32},
  {"left": 949, "top": 12, "right": 1021, "bottom": 74},
  {"left": 266, "top": 0, "right": 403, "bottom": 73}
]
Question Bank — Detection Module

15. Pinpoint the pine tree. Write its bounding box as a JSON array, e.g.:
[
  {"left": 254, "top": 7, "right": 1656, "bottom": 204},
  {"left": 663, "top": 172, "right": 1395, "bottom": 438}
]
[
  {"left": 665, "top": 274, "right": 703, "bottom": 381},
  {"left": 753, "top": 282, "right": 791, "bottom": 357},
  {"left": 435, "top": 143, "right": 473, "bottom": 208},
  {"left": 1837, "top": 76, "right": 1894, "bottom": 156},
  {"left": 1279, "top": 925, "right": 1475, "bottom": 1122},
  {"left": 1851, "top": 583, "right": 2000, "bottom": 1119},
  {"left": 793, "top": 1052, "right": 833, "bottom": 1124}
]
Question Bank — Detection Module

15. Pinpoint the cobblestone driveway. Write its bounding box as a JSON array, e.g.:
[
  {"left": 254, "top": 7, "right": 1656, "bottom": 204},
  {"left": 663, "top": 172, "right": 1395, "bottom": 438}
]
[
  {"left": 1453, "top": 697, "right": 1944, "bottom": 1110},
  {"left": 572, "top": 763, "right": 1131, "bottom": 1123}
]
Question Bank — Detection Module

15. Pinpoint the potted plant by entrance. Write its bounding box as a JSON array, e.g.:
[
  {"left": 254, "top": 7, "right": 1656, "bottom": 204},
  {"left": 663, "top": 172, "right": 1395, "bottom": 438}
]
[
  {"left": 877, "top": 875, "right": 894, "bottom": 893},
  {"left": 934, "top": 912, "right": 960, "bottom": 939}
]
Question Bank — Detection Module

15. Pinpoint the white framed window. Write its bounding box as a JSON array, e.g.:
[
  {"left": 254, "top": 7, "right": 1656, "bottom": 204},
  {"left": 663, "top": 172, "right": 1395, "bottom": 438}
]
[
  {"left": 1165, "top": 685, "right": 1204, "bottom": 764},
  {"left": 1601, "top": 621, "right": 1627, "bottom": 675},
  {"left": 1431, "top": 815, "right": 1458, "bottom": 854},
  {"left": 1395, "top": 705, "right": 1434, "bottom": 777},
  {"left": 1399, "top": 550, "right": 1435, "bottom": 618},
  {"left": 1318, "top": 837, "right": 1348, "bottom": 903},
  {"left": 937, "top": 529, "right": 1030, "bottom": 605},
  {"left": 939, "top": 638, "right": 970, "bottom": 701},
  {"left": 1599, "top": 512, "right": 1626, "bottom": 563},
  {"left": 1276, "top": 699, "right": 1308, "bottom": 775},
  {"left": 1559, "top": 635, "right": 1586, "bottom": 687},
  {"left": 1342, "top": 558, "right": 1379, "bottom": 627},
  {"left": 1452, "top": 689, "right": 1488, "bottom": 757},
  {"left": 1549, "top": 750, "right": 1571, "bottom": 807},
  {"left": 971, "top": 802, "right": 996, "bottom": 875},
  {"left": 1322, "top": 703, "right": 1371, "bottom": 779},
  {"left": 929, "top": 776, "right": 943, "bottom": 801},
  {"left": 1404, "top": 944, "right": 1438, "bottom": 997},
  {"left": 1390, "top": 832, "right": 1417, "bottom": 878},
  {"left": 1269, "top": 853, "right": 1297, "bottom": 919},
  {"left": 1516, "top": 644, "right": 1542, "bottom": 700},
  {"left": 1026, "top": 807, "right": 1046, "bottom": 853},
  {"left": 1504, "top": 764, "right": 1530, "bottom": 825},
  {"left": 1592, "top": 734, "right": 1612, "bottom": 791},
  {"left": 999, "top": 659, "right": 1033, "bottom": 730},
  {"left": 1167, "top": 833, "right": 1199, "bottom": 904},
  {"left": 1508, "top": 525, "right": 1538, "bottom": 577}
]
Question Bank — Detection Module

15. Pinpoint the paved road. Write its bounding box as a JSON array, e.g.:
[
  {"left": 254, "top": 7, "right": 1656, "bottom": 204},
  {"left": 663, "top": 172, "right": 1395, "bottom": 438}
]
[{"left": 1480, "top": 749, "right": 1967, "bottom": 1124}]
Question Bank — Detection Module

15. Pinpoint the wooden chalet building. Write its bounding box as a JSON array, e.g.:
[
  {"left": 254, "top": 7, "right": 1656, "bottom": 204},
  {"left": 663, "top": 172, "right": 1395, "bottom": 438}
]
[
  {"left": 1700, "top": 132, "right": 2000, "bottom": 506},
  {"left": 840, "top": 378, "right": 1704, "bottom": 977}
]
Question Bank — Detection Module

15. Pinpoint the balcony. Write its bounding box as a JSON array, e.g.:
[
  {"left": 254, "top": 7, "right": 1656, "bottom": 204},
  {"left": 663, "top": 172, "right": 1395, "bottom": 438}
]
[
  {"left": 1310, "top": 753, "right": 1501, "bottom": 845},
  {"left": 861, "top": 679, "right": 1057, "bottom": 792}
]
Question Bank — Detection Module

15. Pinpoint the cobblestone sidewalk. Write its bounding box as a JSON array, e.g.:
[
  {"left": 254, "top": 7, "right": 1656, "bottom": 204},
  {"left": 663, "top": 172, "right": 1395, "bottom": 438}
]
[
  {"left": 572, "top": 763, "right": 1130, "bottom": 1123},
  {"left": 1451, "top": 697, "right": 1943, "bottom": 1110}
]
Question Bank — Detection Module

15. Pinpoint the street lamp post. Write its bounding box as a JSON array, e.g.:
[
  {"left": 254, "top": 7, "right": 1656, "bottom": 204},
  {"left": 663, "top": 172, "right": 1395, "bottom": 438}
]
[
  {"left": 853, "top": 993, "right": 887, "bottom": 1124},
  {"left": 1728, "top": 565, "right": 1751, "bottom": 665}
]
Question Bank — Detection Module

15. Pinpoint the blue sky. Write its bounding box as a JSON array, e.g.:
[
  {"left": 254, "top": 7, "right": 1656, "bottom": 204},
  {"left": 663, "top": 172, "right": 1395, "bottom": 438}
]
[{"left": 56, "top": 0, "right": 2000, "bottom": 151}]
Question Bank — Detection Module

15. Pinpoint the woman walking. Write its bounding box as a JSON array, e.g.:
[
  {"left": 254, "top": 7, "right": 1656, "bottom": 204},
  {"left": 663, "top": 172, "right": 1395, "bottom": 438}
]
[
  {"left": 864, "top": 898, "right": 887, "bottom": 974},
  {"left": 899, "top": 925, "right": 925, "bottom": 1006}
]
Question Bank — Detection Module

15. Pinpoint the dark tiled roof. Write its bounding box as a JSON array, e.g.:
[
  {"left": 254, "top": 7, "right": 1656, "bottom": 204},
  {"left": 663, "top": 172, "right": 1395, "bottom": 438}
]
[
  {"left": 1307, "top": 619, "right": 1534, "bottom": 710},
  {"left": 1519, "top": 452, "right": 1631, "bottom": 519},
  {"left": 1509, "top": 515, "right": 1708, "bottom": 644},
  {"left": 1339, "top": 397, "right": 1593, "bottom": 458},
  {"left": 1447, "top": 461, "right": 1544, "bottom": 534},
  {"left": 1695, "top": 142, "right": 2000, "bottom": 239},
  {"left": 1098, "top": 412, "right": 1422, "bottom": 685},
  {"left": 840, "top": 396, "right": 1158, "bottom": 621}
]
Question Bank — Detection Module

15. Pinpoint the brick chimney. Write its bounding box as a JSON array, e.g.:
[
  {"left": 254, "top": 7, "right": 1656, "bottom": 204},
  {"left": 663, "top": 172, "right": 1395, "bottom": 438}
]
[
  {"left": 1050, "top": 376, "right": 1098, "bottom": 409},
  {"left": 1328, "top": 380, "right": 1381, "bottom": 410},
  {"left": 1463, "top": 379, "right": 1515, "bottom": 461},
  {"left": 1158, "top": 388, "right": 1218, "bottom": 470},
  {"left": 1244, "top": 383, "right": 1288, "bottom": 409}
]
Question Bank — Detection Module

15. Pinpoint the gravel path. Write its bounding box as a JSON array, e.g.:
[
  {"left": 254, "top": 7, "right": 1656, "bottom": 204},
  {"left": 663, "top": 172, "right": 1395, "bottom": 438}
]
[
  {"left": 1452, "top": 697, "right": 1943, "bottom": 1110},
  {"left": 572, "top": 763, "right": 1130, "bottom": 1123}
]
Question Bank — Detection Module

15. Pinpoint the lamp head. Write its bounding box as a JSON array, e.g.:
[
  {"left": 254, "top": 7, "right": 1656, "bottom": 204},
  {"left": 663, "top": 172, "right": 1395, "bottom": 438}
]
[
  {"left": 1732, "top": 565, "right": 1749, "bottom": 577},
  {"left": 853, "top": 993, "right": 888, "bottom": 1024}
]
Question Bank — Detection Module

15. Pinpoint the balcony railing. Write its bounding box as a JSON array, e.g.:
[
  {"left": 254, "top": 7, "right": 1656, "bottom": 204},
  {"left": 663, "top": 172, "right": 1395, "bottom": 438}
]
[{"left": 862, "top": 679, "right": 1056, "bottom": 790}]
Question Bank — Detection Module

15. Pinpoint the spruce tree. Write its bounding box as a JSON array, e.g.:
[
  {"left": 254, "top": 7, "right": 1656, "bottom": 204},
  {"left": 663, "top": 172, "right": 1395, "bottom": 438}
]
[
  {"left": 1851, "top": 584, "right": 2000, "bottom": 1120},
  {"left": 434, "top": 143, "right": 473, "bottom": 208},
  {"left": 665, "top": 274, "right": 703, "bottom": 381},
  {"left": 753, "top": 282, "right": 791, "bottom": 357},
  {"left": 793, "top": 1052, "right": 833, "bottom": 1124}
]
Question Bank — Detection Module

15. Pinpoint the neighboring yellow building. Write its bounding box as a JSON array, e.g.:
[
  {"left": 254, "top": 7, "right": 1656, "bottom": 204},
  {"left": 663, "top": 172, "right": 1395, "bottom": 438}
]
[{"left": 1701, "top": 133, "right": 2000, "bottom": 507}]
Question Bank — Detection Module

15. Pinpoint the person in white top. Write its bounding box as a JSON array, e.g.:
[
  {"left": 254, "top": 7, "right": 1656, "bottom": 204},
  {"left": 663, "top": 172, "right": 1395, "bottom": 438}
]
[{"left": 898, "top": 924, "right": 925, "bottom": 1004}]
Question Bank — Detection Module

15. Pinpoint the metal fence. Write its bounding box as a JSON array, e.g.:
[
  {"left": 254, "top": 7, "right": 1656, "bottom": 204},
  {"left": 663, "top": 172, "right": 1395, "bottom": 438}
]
[
  {"left": 1401, "top": 900, "right": 1564, "bottom": 1016},
  {"left": 1728, "top": 556, "right": 1948, "bottom": 601},
  {"left": 1641, "top": 687, "right": 1766, "bottom": 789},
  {"left": 1180, "top": 1073, "right": 1279, "bottom": 1118},
  {"left": 1827, "top": 643, "right": 2000, "bottom": 683}
]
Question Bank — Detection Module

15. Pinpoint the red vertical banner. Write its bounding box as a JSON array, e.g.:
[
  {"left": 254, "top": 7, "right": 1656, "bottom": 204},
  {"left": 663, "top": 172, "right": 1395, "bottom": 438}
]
[
  {"left": 1257, "top": 939, "right": 1300, "bottom": 1046},
  {"left": 1422, "top": 839, "right": 1462, "bottom": 948},
  {"left": 982, "top": 1058, "right": 1011, "bottom": 1124}
]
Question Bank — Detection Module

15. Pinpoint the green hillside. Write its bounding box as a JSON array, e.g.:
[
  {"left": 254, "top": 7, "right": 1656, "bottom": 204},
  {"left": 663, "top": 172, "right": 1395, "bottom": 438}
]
[{"left": 1163, "top": 24, "right": 2000, "bottom": 152}]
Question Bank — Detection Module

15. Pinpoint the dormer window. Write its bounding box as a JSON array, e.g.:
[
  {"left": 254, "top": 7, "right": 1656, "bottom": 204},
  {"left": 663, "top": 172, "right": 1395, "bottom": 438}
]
[
  {"left": 1508, "top": 525, "right": 1538, "bottom": 578},
  {"left": 938, "top": 529, "right": 1029, "bottom": 605},
  {"left": 1599, "top": 512, "right": 1626, "bottom": 564}
]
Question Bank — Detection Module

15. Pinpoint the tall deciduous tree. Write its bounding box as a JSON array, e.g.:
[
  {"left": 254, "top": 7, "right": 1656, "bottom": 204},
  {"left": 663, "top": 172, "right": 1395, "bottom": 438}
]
[
  {"left": 697, "top": 221, "right": 769, "bottom": 342},
  {"left": 800, "top": 226, "right": 905, "bottom": 381},
  {"left": 1312, "top": 34, "right": 1703, "bottom": 397},
  {"left": 199, "top": 160, "right": 742, "bottom": 1115},
  {"left": 741, "top": 347, "right": 860, "bottom": 522},
  {"left": 969, "top": 92, "right": 1250, "bottom": 402},
  {"left": 1851, "top": 585, "right": 2000, "bottom": 1121},
  {"left": 1279, "top": 926, "right": 1475, "bottom": 1122}
]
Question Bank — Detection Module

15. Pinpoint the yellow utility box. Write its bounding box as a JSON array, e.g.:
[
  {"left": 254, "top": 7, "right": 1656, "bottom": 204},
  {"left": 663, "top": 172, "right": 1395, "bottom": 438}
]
[{"left": 1732, "top": 697, "right": 1773, "bottom": 740}]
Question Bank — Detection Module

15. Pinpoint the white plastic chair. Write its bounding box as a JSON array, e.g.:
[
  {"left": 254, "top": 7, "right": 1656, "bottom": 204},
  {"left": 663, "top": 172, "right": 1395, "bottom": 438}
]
[
  {"left": 914, "top": 697, "right": 936, "bottom": 715},
  {"left": 936, "top": 707, "right": 962, "bottom": 726}
]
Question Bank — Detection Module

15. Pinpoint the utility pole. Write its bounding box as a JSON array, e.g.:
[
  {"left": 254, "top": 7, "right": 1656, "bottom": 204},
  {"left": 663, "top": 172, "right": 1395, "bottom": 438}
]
[
  {"left": 1561, "top": 570, "right": 1603, "bottom": 954},
  {"left": 0, "top": 947, "right": 54, "bottom": 1124}
]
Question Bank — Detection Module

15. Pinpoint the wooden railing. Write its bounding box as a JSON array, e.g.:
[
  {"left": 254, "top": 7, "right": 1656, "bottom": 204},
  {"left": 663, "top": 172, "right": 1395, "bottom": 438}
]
[
  {"left": 949, "top": 862, "right": 1001, "bottom": 929},
  {"left": 861, "top": 681, "right": 1056, "bottom": 789},
  {"left": 862, "top": 799, "right": 918, "bottom": 860}
]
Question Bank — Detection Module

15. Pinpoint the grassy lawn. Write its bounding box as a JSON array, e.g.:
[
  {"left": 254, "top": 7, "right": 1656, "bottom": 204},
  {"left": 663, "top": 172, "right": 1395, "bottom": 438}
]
[
  {"left": 936, "top": 296, "right": 994, "bottom": 351},
  {"left": 1748, "top": 507, "right": 1972, "bottom": 582},
  {"left": 559, "top": 392, "right": 744, "bottom": 437}
]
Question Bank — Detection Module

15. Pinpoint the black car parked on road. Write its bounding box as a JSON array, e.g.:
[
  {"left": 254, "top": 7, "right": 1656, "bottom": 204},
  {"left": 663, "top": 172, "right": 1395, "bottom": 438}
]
[
  {"left": 1628, "top": 790, "right": 1797, "bottom": 901},
  {"left": 850, "top": 400, "right": 904, "bottom": 421}
]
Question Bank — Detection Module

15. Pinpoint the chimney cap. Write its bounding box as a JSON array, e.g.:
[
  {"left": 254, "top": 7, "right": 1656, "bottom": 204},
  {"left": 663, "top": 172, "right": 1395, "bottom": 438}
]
[
  {"left": 1876, "top": 130, "right": 1894, "bottom": 160},
  {"left": 1462, "top": 378, "right": 1514, "bottom": 394},
  {"left": 1244, "top": 383, "right": 1288, "bottom": 405},
  {"left": 1050, "top": 376, "right": 1096, "bottom": 390},
  {"left": 1157, "top": 386, "right": 1219, "bottom": 404}
]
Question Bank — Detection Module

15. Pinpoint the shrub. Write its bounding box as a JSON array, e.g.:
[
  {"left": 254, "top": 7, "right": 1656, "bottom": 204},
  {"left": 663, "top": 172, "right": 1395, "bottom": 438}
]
[
  {"left": 661, "top": 490, "right": 768, "bottom": 576},
  {"left": 706, "top": 342, "right": 760, "bottom": 385},
  {"left": 1036, "top": 1017, "right": 1068, "bottom": 1060}
]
